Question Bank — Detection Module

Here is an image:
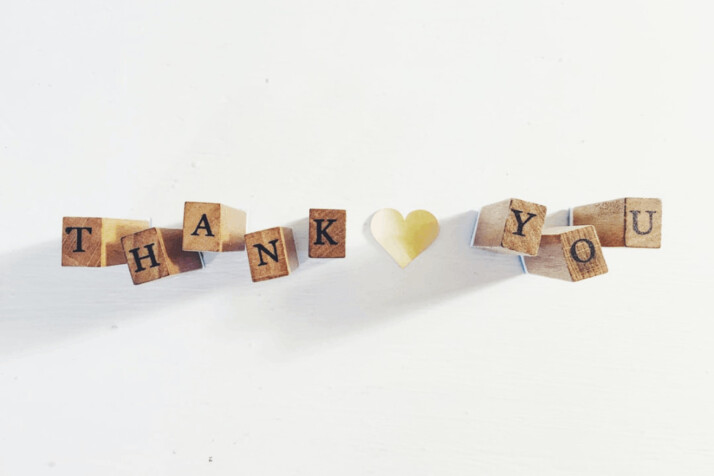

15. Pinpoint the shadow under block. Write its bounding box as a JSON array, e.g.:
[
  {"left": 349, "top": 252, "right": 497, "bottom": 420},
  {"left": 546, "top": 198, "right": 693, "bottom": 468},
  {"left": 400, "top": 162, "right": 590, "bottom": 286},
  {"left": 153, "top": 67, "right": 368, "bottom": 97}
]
[
  {"left": 182, "top": 202, "right": 246, "bottom": 252},
  {"left": 571, "top": 198, "right": 662, "bottom": 248},
  {"left": 309, "top": 208, "right": 346, "bottom": 258},
  {"left": 62, "top": 217, "right": 150, "bottom": 267},
  {"left": 245, "top": 227, "right": 299, "bottom": 282},
  {"left": 523, "top": 225, "right": 608, "bottom": 282},
  {"left": 471, "top": 198, "right": 547, "bottom": 256},
  {"left": 121, "top": 228, "right": 203, "bottom": 285}
]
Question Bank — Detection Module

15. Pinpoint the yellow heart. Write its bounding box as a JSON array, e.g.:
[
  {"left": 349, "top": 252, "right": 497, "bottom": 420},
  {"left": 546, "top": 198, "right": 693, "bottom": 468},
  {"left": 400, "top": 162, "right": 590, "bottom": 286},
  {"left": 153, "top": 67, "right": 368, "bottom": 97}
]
[{"left": 370, "top": 209, "right": 440, "bottom": 268}]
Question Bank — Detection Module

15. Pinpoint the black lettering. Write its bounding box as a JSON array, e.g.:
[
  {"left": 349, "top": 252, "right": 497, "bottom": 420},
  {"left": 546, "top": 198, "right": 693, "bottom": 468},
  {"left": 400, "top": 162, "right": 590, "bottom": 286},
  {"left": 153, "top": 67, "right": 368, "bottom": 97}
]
[
  {"left": 65, "top": 227, "right": 92, "bottom": 252},
  {"left": 129, "top": 244, "right": 161, "bottom": 272},
  {"left": 570, "top": 238, "right": 596, "bottom": 263},
  {"left": 190, "top": 214, "right": 215, "bottom": 237},
  {"left": 254, "top": 239, "right": 280, "bottom": 266},
  {"left": 630, "top": 210, "right": 656, "bottom": 235},
  {"left": 511, "top": 209, "right": 537, "bottom": 237},
  {"left": 313, "top": 219, "right": 338, "bottom": 245}
]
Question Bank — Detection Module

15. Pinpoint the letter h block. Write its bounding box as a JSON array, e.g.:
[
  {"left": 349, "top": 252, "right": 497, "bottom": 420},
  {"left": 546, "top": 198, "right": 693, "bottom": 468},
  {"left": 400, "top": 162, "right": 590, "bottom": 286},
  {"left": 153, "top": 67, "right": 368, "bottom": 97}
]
[
  {"left": 182, "top": 201, "right": 247, "bottom": 252},
  {"left": 62, "top": 217, "right": 150, "bottom": 267},
  {"left": 471, "top": 198, "right": 547, "bottom": 256},
  {"left": 121, "top": 228, "right": 203, "bottom": 285},
  {"left": 309, "top": 208, "right": 346, "bottom": 258},
  {"left": 571, "top": 197, "right": 662, "bottom": 248},
  {"left": 245, "top": 227, "right": 299, "bottom": 282},
  {"left": 523, "top": 225, "right": 608, "bottom": 282}
]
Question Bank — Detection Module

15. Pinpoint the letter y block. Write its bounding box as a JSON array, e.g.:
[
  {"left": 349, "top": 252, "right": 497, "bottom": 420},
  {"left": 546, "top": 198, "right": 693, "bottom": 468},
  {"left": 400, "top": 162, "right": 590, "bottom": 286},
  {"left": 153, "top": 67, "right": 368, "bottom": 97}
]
[
  {"left": 121, "top": 228, "right": 203, "bottom": 285},
  {"left": 471, "top": 198, "right": 547, "bottom": 256}
]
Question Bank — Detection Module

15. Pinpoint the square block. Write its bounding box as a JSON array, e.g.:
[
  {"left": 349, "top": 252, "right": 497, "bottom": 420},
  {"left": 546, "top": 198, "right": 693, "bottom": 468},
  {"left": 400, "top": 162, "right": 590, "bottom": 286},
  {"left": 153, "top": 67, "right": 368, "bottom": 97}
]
[
  {"left": 183, "top": 201, "right": 246, "bottom": 252},
  {"left": 523, "top": 225, "right": 608, "bottom": 282},
  {"left": 309, "top": 208, "right": 346, "bottom": 258},
  {"left": 121, "top": 228, "right": 203, "bottom": 285},
  {"left": 245, "top": 227, "right": 299, "bottom": 282},
  {"left": 571, "top": 197, "right": 662, "bottom": 248},
  {"left": 62, "top": 217, "right": 150, "bottom": 267},
  {"left": 471, "top": 198, "right": 547, "bottom": 256}
]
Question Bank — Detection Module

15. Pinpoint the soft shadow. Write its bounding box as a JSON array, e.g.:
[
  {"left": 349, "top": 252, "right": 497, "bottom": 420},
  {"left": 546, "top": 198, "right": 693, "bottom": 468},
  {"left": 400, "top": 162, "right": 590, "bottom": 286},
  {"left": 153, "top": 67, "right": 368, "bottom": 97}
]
[{"left": 544, "top": 209, "right": 571, "bottom": 227}]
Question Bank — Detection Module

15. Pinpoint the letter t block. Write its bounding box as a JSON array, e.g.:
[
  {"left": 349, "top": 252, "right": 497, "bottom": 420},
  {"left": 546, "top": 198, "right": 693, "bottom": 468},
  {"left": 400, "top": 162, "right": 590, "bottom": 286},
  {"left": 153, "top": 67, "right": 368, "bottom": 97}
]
[
  {"left": 62, "top": 217, "right": 150, "bottom": 267},
  {"left": 245, "top": 227, "right": 299, "bottom": 282},
  {"left": 183, "top": 201, "right": 246, "bottom": 252},
  {"left": 121, "top": 228, "right": 203, "bottom": 285},
  {"left": 523, "top": 225, "right": 608, "bottom": 282},
  {"left": 309, "top": 208, "right": 346, "bottom": 258},
  {"left": 471, "top": 198, "right": 547, "bottom": 256}
]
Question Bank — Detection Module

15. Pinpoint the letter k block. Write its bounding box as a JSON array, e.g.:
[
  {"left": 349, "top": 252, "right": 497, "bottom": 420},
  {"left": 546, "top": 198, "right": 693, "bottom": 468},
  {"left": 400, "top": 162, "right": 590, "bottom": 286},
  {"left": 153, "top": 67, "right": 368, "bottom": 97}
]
[
  {"left": 472, "top": 198, "right": 547, "bottom": 256},
  {"left": 309, "top": 208, "right": 346, "bottom": 258},
  {"left": 121, "top": 228, "right": 203, "bottom": 285}
]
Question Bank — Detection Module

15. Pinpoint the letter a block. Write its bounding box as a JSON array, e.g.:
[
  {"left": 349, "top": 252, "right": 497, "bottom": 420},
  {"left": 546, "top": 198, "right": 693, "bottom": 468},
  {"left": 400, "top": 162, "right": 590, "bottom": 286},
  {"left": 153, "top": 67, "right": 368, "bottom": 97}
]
[
  {"left": 183, "top": 201, "right": 247, "bottom": 252},
  {"left": 471, "top": 198, "right": 547, "bottom": 256},
  {"left": 523, "top": 226, "right": 608, "bottom": 282},
  {"left": 245, "top": 227, "right": 299, "bottom": 282},
  {"left": 571, "top": 198, "right": 662, "bottom": 248},
  {"left": 121, "top": 228, "right": 203, "bottom": 285},
  {"left": 309, "top": 208, "right": 346, "bottom": 258},
  {"left": 62, "top": 217, "right": 150, "bottom": 267}
]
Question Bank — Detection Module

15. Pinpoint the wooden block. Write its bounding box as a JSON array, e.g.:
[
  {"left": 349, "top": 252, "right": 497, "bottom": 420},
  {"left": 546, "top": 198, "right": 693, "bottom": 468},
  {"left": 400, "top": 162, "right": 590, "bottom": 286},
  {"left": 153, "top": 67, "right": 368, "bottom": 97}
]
[
  {"left": 571, "top": 197, "right": 662, "bottom": 248},
  {"left": 523, "top": 225, "right": 608, "bottom": 282},
  {"left": 245, "top": 227, "right": 299, "bottom": 282},
  {"left": 121, "top": 228, "right": 203, "bottom": 285},
  {"left": 309, "top": 208, "right": 346, "bottom": 258},
  {"left": 471, "top": 198, "right": 547, "bottom": 256},
  {"left": 62, "top": 217, "right": 150, "bottom": 267},
  {"left": 182, "top": 201, "right": 246, "bottom": 252}
]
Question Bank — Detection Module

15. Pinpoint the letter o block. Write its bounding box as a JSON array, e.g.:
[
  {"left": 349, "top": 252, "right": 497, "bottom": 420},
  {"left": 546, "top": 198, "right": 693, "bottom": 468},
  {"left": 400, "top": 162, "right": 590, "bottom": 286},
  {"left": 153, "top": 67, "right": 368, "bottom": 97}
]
[
  {"left": 121, "top": 228, "right": 203, "bottom": 285},
  {"left": 523, "top": 225, "right": 608, "bottom": 282},
  {"left": 471, "top": 198, "right": 547, "bottom": 256},
  {"left": 183, "top": 202, "right": 246, "bottom": 252},
  {"left": 245, "top": 227, "right": 299, "bottom": 282},
  {"left": 571, "top": 197, "right": 662, "bottom": 248}
]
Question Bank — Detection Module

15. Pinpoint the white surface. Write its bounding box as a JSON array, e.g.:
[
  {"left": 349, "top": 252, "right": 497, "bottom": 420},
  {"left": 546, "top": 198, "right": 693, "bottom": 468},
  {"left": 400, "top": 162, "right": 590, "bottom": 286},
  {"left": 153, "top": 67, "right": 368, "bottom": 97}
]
[{"left": 1, "top": 1, "right": 712, "bottom": 474}]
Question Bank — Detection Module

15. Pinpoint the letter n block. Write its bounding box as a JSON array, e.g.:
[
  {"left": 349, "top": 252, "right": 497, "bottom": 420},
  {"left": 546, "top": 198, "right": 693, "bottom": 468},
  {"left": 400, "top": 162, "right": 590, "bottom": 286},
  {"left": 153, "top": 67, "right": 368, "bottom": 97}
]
[
  {"left": 471, "top": 198, "right": 547, "bottom": 256},
  {"left": 309, "top": 208, "right": 346, "bottom": 258},
  {"left": 121, "top": 228, "right": 203, "bottom": 285},
  {"left": 523, "top": 226, "right": 608, "bottom": 282},
  {"left": 62, "top": 217, "right": 150, "bottom": 267},
  {"left": 571, "top": 197, "right": 662, "bottom": 248},
  {"left": 182, "top": 201, "right": 246, "bottom": 252},
  {"left": 245, "top": 227, "right": 298, "bottom": 282}
]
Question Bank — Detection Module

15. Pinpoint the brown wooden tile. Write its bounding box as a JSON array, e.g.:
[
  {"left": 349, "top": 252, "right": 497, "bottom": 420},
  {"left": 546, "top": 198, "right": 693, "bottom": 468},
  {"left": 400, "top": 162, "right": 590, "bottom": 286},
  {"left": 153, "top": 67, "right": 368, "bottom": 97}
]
[
  {"left": 183, "top": 201, "right": 246, "bottom": 252},
  {"left": 309, "top": 208, "right": 346, "bottom": 258},
  {"left": 245, "top": 227, "right": 298, "bottom": 282},
  {"left": 572, "top": 197, "right": 661, "bottom": 248},
  {"left": 62, "top": 217, "right": 150, "bottom": 267},
  {"left": 471, "top": 198, "right": 547, "bottom": 256}
]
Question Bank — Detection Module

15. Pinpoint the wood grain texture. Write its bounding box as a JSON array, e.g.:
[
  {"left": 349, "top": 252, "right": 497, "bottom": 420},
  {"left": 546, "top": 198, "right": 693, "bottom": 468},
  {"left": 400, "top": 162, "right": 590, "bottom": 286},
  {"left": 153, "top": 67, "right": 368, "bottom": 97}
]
[
  {"left": 121, "top": 227, "right": 202, "bottom": 285},
  {"left": 182, "top": 202, "right": 246, "bottom": 252},
  {"left": 62, "top": 217, "right": 149, "bottom": 267},
  {"left": 472, "top": 198, "right": 546, "bottom": 256},
  {"left": 309, "top": 208, "right": 346, "bottom": 258},
  {"left": 245, "top": 227, "right": 299, "bottom": 282},
  {"left": 524, "top": 225, "right": 608, "bottom": 282},
  {"left": 572, "top": 197, "right": 662, "bottom": 248}
]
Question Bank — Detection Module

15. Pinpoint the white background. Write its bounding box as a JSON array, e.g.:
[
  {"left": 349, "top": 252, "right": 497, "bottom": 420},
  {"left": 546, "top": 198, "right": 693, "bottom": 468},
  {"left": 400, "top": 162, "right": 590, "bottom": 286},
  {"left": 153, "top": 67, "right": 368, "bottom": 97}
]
[{"left": 1, "top": 1, "right": 712, "bottom": 474}]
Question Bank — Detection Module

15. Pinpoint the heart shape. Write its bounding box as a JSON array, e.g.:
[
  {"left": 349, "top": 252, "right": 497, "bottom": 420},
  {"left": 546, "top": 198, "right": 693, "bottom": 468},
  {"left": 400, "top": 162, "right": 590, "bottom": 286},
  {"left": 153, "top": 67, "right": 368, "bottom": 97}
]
[{"left": 370, "top": 209, "right": 440, "bottom": 268}]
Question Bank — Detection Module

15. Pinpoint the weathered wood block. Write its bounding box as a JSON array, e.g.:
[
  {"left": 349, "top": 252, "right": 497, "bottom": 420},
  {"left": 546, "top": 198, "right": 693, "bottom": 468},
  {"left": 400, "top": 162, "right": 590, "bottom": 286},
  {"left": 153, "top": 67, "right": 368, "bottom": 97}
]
[
  {"left": 471, "top": 198, "right": 547, "bottom": 256},
  {"left": 182, "top": 201, "right": 246, "bottom": 252},
  {"left": 309, "top": 208, "right": 346, "bottom": 258},
  {"left": 523, "top": 225, "right": 608, "bottom": 282},
  {"left": 245, "top": 227, "right": 298, "bottom": 282},
  {"left": 571, "top": 197, "right": 662, "bottom": 248},
  {"left": 62, "top": 217, "right": 150, "bottom": 267},
  {"left": 121, "top": 228, "right": 203, "bottom": 285}
]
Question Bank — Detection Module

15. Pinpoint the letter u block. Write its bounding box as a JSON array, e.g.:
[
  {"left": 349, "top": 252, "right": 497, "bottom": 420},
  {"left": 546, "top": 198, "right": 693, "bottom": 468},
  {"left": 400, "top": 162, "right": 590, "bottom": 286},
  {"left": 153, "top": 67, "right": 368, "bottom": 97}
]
[
  {"left": 183, "top": 201, "right": 246, "bottom": 252},
  {"left": 62, "top": 217, "right": 150, "bottom": 267},
  {"left": 121, "top": 228, "right": 203, "bottom": 285},
  {"left": 523, "top": 226, "right": 608, "bottom": 282},
  {"left": 245, "top": 227, "right": 299, "bottom": 282},
  {"left": 471, "top": 198, "right": 547, "bottom": 256},
  {"left": 571, "top": 197, "right": 662, "bottom": 248}
]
